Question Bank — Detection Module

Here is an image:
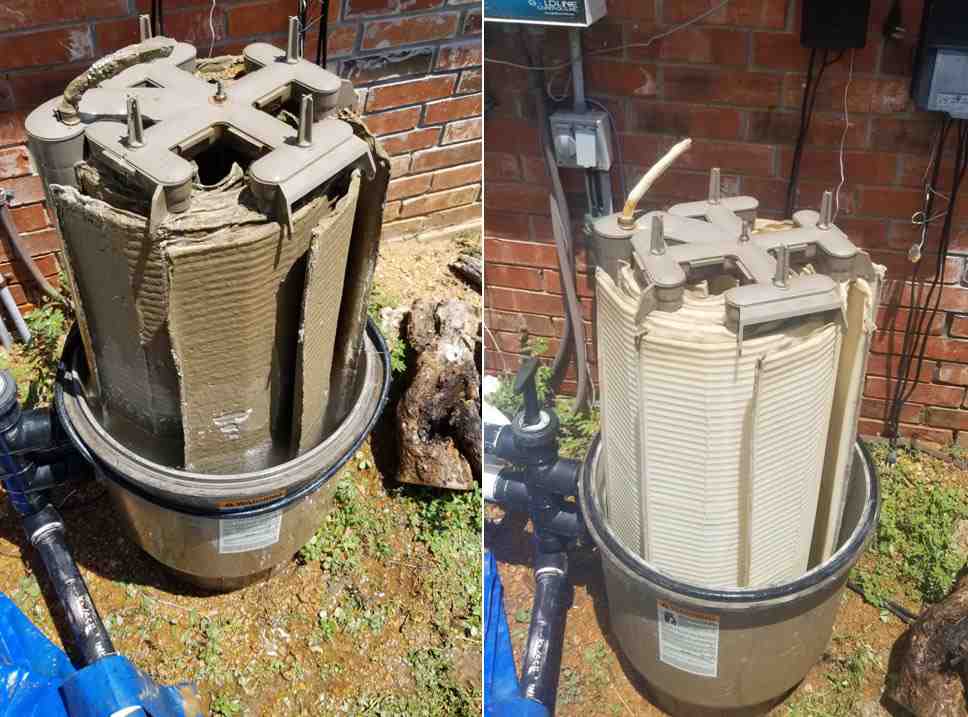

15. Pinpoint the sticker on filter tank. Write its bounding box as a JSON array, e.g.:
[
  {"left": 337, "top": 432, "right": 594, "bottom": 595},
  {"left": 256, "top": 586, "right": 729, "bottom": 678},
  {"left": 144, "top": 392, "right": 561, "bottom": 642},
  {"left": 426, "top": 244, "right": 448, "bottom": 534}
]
[
  {"left": 218, "top": 512, "right": 282, "bottom": 554},
  {"left": 657, "top": 600, "right": 719, "bottom": 678}
]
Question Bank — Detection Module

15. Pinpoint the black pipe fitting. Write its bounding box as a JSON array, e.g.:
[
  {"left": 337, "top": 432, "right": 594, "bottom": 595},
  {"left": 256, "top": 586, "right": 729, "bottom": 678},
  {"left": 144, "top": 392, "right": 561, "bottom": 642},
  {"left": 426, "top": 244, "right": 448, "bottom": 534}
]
[
  {"left": 22, "top": 505, "right": 116, "bottom": 665},
  {"left": 521, "top": 551, "right": 572, "bottom": 712},
  {"left": 493, "top": 420, "right": 559, "bottom": 467},
  {"left": 489, "top": 473, "right": 530, "bottom": 512},
  {"left": 0, "top": 369, "right": 114, "bottom": 668}
]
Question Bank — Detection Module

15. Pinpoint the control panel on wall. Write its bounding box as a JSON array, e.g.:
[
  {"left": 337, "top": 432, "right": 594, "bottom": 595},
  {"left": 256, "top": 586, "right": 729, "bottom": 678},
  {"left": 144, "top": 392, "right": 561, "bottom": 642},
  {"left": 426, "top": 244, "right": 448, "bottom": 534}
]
[
  {"left": 550, "top": 110, "right": 612, "bottom": 171},
  {"left": 483, "top": 0, "right": 606, "bottom": 27},
  {"left": 913, "top": 0, "right": 968, "bottom": 117}
]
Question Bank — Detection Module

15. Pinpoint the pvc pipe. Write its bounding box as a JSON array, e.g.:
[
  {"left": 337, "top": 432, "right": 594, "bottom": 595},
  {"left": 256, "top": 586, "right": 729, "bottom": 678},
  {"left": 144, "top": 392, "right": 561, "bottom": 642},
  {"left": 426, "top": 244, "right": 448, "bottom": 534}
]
[
  {"left": 619, "top": 138, "right": 693, "bottom": 228},
  {"left": 0, "top": 313, "right": 12, "bottom": 352},
  {"left": 0, "top": 370, "right": 115, "bottom": 667},
  {"left": 569, "top": 29, "right": 586, "bottom": 113},
  {"left": 0, "top": 283, "right": 30, "bottom": 344},
  {"left": 521, "top": 551, "right": 571, "bottom": 711},
  {"left": 0, "top": 201, "right": 67, "bottom": 305},
  {"left": 23, "top": 506, "right": 117, "bottom": 666}
]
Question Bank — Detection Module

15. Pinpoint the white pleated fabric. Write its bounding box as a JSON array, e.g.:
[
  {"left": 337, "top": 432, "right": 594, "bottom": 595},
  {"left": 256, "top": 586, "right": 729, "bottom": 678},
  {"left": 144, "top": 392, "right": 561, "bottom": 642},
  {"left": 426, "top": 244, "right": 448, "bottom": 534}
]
[{"left": 598, "top": 277, "right": 844, "bottom": 588}]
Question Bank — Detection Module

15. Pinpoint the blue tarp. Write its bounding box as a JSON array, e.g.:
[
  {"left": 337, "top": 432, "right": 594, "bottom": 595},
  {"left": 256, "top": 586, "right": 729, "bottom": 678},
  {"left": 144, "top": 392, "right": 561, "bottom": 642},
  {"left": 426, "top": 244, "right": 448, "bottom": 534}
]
[
  {"left": 0, "top": 592, "right": 201, "bottom": 717},
  {"left": 484, "top": 550, "right": 549, "bottom": 717}
]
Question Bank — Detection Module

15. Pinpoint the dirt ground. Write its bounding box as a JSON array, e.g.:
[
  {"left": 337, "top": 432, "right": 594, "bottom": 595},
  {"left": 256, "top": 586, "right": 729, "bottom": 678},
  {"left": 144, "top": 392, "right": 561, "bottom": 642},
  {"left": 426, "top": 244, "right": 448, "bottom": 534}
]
[
  {"left": 0, "top": 234, "right": 482, "bottom": 716},
  {"left": 375, "top": 232, "right": 481, "bottom": 311},
  {"left": 486, "top": 442, "right": 968, "bottom": 717}
]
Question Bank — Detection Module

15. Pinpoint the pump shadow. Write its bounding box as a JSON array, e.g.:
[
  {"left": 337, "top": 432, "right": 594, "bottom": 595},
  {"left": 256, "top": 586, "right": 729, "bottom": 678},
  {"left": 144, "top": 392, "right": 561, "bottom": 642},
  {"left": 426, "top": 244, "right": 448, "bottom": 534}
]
[{"left": 0, "top": 479, "right": 225, "bottom": 601}]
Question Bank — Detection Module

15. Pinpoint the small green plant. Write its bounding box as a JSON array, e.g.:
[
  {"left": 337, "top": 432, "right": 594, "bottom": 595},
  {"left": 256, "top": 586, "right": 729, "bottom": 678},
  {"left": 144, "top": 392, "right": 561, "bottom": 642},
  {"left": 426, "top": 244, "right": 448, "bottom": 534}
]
[
  {"left": 367, "top": 286, "right": 401, "bottom": 322},
  {"left": 367, "top": 286, "right": 409, "bottom": 376},
  {"left": 786, "top": 642, "right": 879, "bottom": 716},
  {"left": 404, "top": 485, "right": 484, "bottom": 641},
  {"left": 210, "top": 693, "right": 242, "bottom": 716},
  {"left": 299, "top": 474, "right": 394, "bottom": 574},
  {"left": 0, "top": 302, "right": 68, "bottom": 407},
  {"left": 853, "top": 443, "right": 968, "bottom": 607}
]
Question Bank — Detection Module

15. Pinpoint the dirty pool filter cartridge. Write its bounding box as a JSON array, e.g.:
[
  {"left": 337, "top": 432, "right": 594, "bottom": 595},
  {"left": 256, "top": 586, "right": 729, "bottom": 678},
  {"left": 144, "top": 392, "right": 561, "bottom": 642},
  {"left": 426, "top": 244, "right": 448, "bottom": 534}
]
[
  {"left": 593, "top": 190, "right": 883, "bottom": 590},
  {"left": 28, "top": 24, "right": 391, "bottom": 587}
]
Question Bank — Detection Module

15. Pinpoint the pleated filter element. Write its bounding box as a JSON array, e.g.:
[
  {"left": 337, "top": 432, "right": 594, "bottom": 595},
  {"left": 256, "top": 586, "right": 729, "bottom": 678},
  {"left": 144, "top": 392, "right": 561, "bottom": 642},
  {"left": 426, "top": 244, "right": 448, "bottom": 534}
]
[
  {"left": 595, "top": 267, "right": 646, "bottom": 556},
  {"left": 747, "top": 326, "right": 841, "bottom": 586},
  {"left": 597, "top": 274, "right": 845, "bottom": 588}
]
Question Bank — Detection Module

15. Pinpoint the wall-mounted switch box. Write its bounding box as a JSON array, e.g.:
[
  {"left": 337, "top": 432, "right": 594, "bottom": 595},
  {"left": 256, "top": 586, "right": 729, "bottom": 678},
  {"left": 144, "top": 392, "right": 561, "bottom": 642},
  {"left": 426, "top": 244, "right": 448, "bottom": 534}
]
[
  {"left": 913, "top": 0, "right": 968, "bottom": 117},
  {"left": 801, "top": 0, "right": 871, "bottom": 49},
  {"left": 550, "top": 110, "right": 612, "bottom": 170}
]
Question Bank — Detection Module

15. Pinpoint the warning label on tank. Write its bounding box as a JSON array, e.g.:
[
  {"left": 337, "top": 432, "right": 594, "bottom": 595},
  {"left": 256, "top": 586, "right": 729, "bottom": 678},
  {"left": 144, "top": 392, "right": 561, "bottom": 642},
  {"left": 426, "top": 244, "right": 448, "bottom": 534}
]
[
  {"left": 657, "top": 600, "right": 719, "bottom": 678},
  {"left": 218, "top": 512, "right": 282, "bottom": 554}
]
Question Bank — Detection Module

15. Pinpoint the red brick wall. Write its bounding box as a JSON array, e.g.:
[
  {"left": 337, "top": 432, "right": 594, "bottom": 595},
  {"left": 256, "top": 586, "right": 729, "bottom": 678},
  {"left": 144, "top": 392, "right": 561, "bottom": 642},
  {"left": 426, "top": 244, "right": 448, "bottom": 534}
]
[
  {"left": 483, "top": 0, "right": 968, "bottom": 446},
  {"left": 0, "top": 0, "right": 482, "bottom": 310}
]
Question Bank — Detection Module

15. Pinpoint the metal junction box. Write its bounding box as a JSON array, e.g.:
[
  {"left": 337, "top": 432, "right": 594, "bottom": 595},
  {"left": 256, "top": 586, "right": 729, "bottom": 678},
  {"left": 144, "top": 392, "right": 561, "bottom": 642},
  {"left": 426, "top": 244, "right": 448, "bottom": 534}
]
[
  {"left": 550, "top": 109, "right": 612, "bottom": 170},
  {"left": 483, "top": 0, "right": 606, "bottom": 27}
]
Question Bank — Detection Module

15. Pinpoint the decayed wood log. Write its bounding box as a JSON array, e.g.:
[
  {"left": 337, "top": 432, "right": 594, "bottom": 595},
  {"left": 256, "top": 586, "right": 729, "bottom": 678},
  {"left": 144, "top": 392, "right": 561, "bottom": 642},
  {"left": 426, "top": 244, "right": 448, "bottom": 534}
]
[
  {"left": 395, "top": 299, "right": 481, "bottom": 490},
  {"left": 449, "top": 252, "right": 482, "bottom": 291},
  {"left": 887, "top": 571, "right": 968, "bottom": 717}
]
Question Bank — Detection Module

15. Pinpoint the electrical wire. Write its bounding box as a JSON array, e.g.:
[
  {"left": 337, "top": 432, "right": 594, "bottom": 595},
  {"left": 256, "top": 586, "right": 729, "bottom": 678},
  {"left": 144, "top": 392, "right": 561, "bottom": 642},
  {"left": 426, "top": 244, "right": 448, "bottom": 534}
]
[
  {"left": 847, "top": 581, "right": 918, "bottom": 624},
  {"left": 585, "top": 97, "right": 627, "bottom": 201},
  {"left": 483, "top": 0, "right": 730, "bottom": 71},
  {"left": 885, "top": 117, "right": 967, "bottom": 446},
  {"left": 316, "top": 0, "right": 329, "bottom": 67},
  {"left": 786, "top": 49, "right": 845, "bottom": 217},
  {"left": 833, "top": 49, "right": 855, "bottom": 221},
  {"left": 151, "top": 0, "right": 165, "bottom": 38},
  {"left": 207, "top": 0, "right": 217, "bottom": 57}
]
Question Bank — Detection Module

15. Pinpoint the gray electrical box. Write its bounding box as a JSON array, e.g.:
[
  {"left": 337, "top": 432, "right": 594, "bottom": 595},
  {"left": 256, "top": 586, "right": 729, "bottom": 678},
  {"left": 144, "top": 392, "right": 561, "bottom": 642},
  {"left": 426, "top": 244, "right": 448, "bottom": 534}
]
[
  {"left": 913, "top": 1, "right": 968, "bottom": 117},
  {"left": 550, "top": 109, "right": 612, "bottom": 170},
  {"left": 483, "top": 0, "right": 606, "bottom": 27}
]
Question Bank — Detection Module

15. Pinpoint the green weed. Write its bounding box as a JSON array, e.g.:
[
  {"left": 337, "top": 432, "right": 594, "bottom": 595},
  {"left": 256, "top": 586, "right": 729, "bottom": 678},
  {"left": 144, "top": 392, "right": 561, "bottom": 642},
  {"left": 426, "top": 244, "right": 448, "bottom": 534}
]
[
  {"left": 331, "top": 648, "right": 474, "bottom": 716},
  {"left": 853, "top": 443, "right": 968, "bottom": 607},
  {"left": 299, "top": 475, "right": 392, "bottom": 574},
  {"left": 210, "top": 693, "right": 242, "bottom": 716},
  {"left": 786, "top": 642, "right": 879, "bottom": 716},
  {"left": 0, "top": 302, "right": 68, "bottom": 407},
  {"left": 404, "top": 485, "right": 483, "bottom": 641}
]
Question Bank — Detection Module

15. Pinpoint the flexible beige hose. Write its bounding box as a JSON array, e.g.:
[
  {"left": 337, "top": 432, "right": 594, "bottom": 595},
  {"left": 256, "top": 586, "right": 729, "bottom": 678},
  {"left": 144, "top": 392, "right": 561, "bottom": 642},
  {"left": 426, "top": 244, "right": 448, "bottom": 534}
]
[
  {"left": 56, "top": 39, "right": 175, "bottom": 125},
  {"left": 618, "top": 138, "right": 692, "bottom": 228}
]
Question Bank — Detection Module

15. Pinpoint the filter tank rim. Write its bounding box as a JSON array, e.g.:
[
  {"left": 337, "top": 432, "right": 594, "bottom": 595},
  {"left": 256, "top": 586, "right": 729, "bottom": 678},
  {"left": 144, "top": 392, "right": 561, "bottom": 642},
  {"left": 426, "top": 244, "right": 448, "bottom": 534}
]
[
  {"left": 53, "top": 319, "right": 391, "bottom": 518},
  {"left": 578, "top": 434, "right": 879, "bottom": 608}
]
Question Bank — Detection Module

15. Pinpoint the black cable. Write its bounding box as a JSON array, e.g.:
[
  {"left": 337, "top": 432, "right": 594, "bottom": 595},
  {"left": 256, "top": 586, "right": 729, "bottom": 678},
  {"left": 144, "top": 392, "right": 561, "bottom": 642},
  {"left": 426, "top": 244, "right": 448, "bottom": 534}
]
[
  {"left": 786, "top": 48, "right": 818, "bottom": 217},
  {"left": 886, "top": 117, "right": 966, "bottom": 443},
  {"left": 786, "top": 50, "right": 844, "bottom": 218},
  {"left": 886, "top": 118, "right": 950, "bottom": 438},
  {"left": 890, "top": 119, "right": 961, "bottom": 424},
  {"left": 316, "top": 0, "right": 329, "bottom": 67},
  {"left": 298, "top": 0, "right": 308, "bottom": 40},
  {"left": 155, "top": 0, "right": 165, "bottom": 38},
  {"left": 847, "top": 581, "right": 918, "bottom": 624}
]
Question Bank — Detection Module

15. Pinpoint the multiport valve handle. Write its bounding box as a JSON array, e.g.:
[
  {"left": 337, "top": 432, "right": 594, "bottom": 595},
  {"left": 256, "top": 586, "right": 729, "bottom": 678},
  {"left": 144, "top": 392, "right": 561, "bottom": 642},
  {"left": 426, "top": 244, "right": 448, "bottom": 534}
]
[{"left": 514, "top": 357, "right": 542, "bottom": 427}]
